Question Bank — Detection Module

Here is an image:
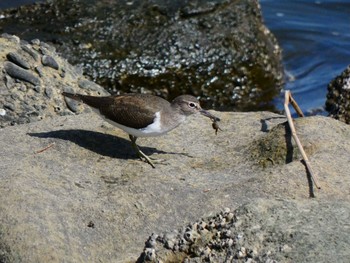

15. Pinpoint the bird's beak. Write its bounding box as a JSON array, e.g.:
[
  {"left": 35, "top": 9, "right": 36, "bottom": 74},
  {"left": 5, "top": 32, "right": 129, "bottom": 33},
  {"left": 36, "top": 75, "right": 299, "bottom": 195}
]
[{"left": 200, "top": 109, "right": 220, "bottom": 122}]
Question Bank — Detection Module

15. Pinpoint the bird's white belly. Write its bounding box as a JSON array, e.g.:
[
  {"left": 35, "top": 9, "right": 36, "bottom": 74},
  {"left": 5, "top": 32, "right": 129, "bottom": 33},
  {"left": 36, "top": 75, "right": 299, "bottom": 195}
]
[{"left": 98, "top": 111, "right": 183, "bottom": 138}]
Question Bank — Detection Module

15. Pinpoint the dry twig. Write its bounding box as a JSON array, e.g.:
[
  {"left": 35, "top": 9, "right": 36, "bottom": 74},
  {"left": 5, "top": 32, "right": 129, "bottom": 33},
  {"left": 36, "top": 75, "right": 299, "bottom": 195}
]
[
  {"left": 284, "top": 90, "right": 321, "bottom": 190},
  {"left": 35, "top": 142, "right": 56, "bottom": 154}
]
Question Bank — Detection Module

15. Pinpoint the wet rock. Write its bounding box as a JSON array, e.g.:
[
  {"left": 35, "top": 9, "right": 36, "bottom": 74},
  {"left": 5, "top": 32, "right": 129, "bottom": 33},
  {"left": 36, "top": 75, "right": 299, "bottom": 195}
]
[
  {"left": 0, "top": 0, "right": 284, "bottom": 111},
  {"left": 326, "top": 65, "right": 350, "bottom": 124}
]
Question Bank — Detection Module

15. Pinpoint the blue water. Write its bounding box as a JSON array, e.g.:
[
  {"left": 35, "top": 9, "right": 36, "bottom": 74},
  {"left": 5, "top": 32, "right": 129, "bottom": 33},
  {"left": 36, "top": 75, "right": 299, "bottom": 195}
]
[
  {"left": 260, "top": 0, "right": 350, "bottom": 113},
  {"left": 1, "top": 0, "right": 350, "bottom": 114},
  {"left": 0, "top": 0, "right": 39, "bottom": 9}
]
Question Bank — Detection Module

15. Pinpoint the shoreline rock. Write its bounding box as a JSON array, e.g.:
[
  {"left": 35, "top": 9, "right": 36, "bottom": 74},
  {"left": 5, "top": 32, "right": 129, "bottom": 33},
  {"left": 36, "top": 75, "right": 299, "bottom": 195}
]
[
  {"left": 137, "top": 199, "right": 350, "bottom": 262},
  {"left": 1, "top": 111, "right": 349, "bottom": 262},
  {"left": 0, "top": 34, "right": 109, "bottom": 128},
  {"left": 0, "top": 0, "right": 284, "bottom": 111},
  {"left": 326, "top": 65, "right": 350, "bottom": 124}
]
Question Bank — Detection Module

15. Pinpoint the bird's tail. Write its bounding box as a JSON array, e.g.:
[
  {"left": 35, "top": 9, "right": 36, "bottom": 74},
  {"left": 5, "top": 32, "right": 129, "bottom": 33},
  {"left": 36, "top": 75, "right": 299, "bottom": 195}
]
[{"left": 62, "top": 92, "right": 111, "bottom": 109}]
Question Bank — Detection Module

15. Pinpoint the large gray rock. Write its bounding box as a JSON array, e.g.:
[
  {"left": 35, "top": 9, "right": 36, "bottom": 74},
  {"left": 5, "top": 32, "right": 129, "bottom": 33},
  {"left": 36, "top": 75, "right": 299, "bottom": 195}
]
[
  {"left": 1, "top": 110, "right": 349, "bottom": 262},
  {"left": 0, "top": 0, "right": 283, "bottom": 111}
]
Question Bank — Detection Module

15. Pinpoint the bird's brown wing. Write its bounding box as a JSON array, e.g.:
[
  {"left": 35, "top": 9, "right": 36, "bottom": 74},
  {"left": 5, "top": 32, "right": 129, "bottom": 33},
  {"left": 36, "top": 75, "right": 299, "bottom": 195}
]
[{"left": 98, "top": 95, "right": 158, "bottom": 129}]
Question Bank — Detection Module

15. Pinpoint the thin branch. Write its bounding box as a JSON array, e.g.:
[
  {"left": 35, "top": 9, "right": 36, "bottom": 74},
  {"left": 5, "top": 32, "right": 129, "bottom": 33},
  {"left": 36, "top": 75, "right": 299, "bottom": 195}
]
[
  {"left": 289, "top": 95, "right": 305, "bottom": 117},
  {"left": 284, "top": 90, "right": 321, "bottom": 190},
  {"left": 35, "top": 142, "right": 56, "bottom": 154}
]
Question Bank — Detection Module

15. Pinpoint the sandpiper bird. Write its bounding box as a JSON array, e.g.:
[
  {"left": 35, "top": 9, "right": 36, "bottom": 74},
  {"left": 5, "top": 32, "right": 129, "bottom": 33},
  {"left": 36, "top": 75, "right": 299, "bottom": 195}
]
[{"left": 62, "top": 92, "right": 220, "bottom": 168}]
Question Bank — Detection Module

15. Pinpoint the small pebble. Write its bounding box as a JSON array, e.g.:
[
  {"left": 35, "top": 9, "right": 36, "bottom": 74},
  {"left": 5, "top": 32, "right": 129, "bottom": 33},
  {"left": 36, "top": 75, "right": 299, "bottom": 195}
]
[
  {"left": 40, "top": 41, "right": 56, "bottom": 52},
  {"left": 31, "top": 38, "right": 41, "bottom": 45},
  {"left": 64, "top": 96, "right": 81, "bottom": 113},
  {"left": 35, "top": 66, "right": 45, "bottom": 77},
  {"left": 21, "top": 44, "right": 40, "bottom": 61},
  {"left": 4, "top": 62, "right": 40, "bottom": 86},
  {"left": 44, "top": 86, "right": 54, "bottom": 99},
  {"left": 41, "top": 55, "right": 59, "bottom": 70},
  {"left": 6, "top": 52, "right": 30, "bottom": 69},
  {"left": 0, "top": 109, "right": 6, "bottom": 116}
]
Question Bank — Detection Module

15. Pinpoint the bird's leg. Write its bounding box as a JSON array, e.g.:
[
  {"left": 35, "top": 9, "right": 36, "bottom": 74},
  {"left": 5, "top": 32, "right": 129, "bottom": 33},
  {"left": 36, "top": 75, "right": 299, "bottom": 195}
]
[{"left": 129, "top": 135, "right": 155, "bottom": 168}]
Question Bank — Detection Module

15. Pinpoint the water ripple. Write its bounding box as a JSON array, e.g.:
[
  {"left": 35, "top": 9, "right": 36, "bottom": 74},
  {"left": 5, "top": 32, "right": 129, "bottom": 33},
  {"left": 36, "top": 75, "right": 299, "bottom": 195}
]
[{"left": 261, "top": 0, "right": 350, "bottom": 113}]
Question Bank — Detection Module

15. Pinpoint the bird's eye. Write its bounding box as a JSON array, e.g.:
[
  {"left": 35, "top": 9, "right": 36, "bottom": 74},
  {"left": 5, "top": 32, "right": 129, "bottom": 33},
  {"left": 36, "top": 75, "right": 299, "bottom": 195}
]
[{"left": 189, "top": 102, "right": 196, "bottom": 108}]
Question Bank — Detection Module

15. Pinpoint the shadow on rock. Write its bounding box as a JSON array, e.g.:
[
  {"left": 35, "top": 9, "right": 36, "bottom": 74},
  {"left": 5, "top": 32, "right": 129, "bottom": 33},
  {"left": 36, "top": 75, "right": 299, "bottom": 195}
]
[{"left": 28, "top": 129, "right": 165, "bottom": 160}]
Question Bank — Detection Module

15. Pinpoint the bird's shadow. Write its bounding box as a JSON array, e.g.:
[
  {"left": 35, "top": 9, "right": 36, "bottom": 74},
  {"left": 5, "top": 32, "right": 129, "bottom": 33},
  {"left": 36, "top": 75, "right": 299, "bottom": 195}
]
[{"left": 28, "top": 129, "right": 185, "bottom": 160}]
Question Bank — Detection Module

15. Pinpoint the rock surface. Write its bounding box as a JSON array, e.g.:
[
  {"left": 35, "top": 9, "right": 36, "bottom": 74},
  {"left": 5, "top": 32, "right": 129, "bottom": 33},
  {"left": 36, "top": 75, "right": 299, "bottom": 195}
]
[
  {"left": 0, "top": 0, "right": 283, "bottom": 111},
  {"left": 138, "top": 200, "right": 350, "bottom": 262},
  {"left": 326, "top": 65, "right": 350, "bottom": 124},
  {"left": 0, "top": 34, "right": 109, "bottom": 128},
  {"left": 0, "top": 3, "right": 348, "bottom": 262},
  {"left": 1, "top": 110, "right": 350, "bottom": 262}
]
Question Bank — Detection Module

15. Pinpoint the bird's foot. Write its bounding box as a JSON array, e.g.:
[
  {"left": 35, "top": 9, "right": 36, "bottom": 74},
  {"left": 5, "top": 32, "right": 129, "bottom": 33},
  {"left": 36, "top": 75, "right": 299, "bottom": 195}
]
[
  {"left": 136, "top": 150, "right": 156, "bottom": 168},
  {"left": 136, "top": 151, "right": 169, "bottom": 168},
  {"left": 129, "top": 135, "right": 168, "bottom": 168}
]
